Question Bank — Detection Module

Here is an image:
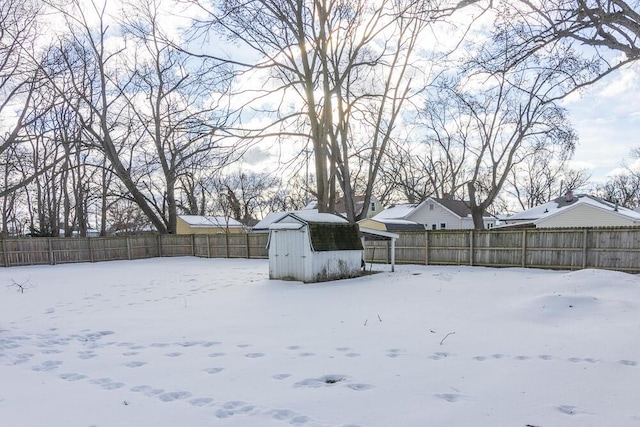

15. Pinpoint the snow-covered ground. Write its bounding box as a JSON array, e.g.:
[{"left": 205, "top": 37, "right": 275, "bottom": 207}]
[{"left": 1, "top": 258, "right": 639, "bottom": 426}]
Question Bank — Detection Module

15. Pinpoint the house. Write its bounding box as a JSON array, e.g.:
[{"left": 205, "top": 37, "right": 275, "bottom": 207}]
[
  {"left": 362, "top": 197, "right": 496, "bottom": 231},
  {"left": 268, "top": 212, "right": 363, "bottom": 283},
  {"left": 501, "top": 191, "right": 640, "bottom": 229},
  {"left": 176, "top": 215, "right": 245, "bottom": 234}
]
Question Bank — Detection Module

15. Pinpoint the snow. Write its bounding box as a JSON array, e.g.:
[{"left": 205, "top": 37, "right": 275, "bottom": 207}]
[
  {"left": 371, "top": 203, "right": 417, "bottom": 220},
  {"left": 178, "top": 215, "right": 244, "bottom": 228},
  {"left": 2, "top": 258, "right": 640, "bottom": 426}
]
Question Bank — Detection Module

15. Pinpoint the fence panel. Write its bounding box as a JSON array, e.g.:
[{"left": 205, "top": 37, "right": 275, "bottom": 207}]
[
  {"left": 472, "top": 230, "right": 524, "bottom": 267},
  {"left": 89, "top": 238, "right": 129, "bottom": 262},
  {"left": 586, "top": 229, "right": 640, "bottom": 272},
  {"left": 50, "top": 238, "right": 91, "bottom": 264},
  {"left": 2, "top": 239, "right": 50, "bottom": 266}
]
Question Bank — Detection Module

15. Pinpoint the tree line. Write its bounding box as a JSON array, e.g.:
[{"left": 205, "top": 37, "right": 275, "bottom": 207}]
[{"left": 1, "top": 0, "right": 639, "bottom": 236}]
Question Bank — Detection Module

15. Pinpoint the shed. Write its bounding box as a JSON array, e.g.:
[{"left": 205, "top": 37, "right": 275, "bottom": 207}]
[{"left": 268, "top": 212, "right": 363, "bottom": 283}]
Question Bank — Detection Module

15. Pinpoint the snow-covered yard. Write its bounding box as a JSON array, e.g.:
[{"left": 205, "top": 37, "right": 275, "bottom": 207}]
[{"left": 1, "top": 257, "right": 639, "bottom": 426}]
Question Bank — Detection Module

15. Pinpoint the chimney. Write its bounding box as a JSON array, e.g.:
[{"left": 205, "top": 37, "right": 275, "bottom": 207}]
[{"left": 565, "top": 190, "right": 574, "bottom": 202}]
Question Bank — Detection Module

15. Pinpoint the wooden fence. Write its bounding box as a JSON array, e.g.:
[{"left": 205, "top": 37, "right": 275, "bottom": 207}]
[
  {"left": 364, "top": 227, "right": 640, "bottom": 273},
  {"left": 0, "top": 233, "right": 269, "bottom": 267},
  {"left": 1, "top": 227, "right": 639, "bottom": 273}
]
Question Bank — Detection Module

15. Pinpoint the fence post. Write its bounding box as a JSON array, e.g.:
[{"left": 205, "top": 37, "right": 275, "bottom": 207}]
[
  {"left": 469, "top": 230, "right": 474, "bottom": 266},
  {"left": 126, "top": 237, "right": 132, "bottom": 260},
  {"left": 157, "top": 234, "right": 162, "bottom": 257},
  {"left": 192, "top": 234, "right": 196, "bottom": 257},
  {"left": 424, "top": 232, "right": 429, "bottom": 265},
  {"left": 48, "top": 238, "right": 55, "bottom": 265},
  {"left": 89, "top": 238, "right": 95, "bottom": 262},
  {"left": 246, "top": 233, "right": 250, "bottom": 259},
  {"left": 225, "top": 233, "right": 229, "bottom": 258},
  {"left": 521, "top": 230, "right": 527, "bottom": 268},
  {"left": 1, "top": 239, "right": 8, "bottom": 267},
  {"left": 582, "top": 229, "right": 588, "bottom": 269},
  {"left": 206, "top": 234, "right": 211, "bottom": 258}
]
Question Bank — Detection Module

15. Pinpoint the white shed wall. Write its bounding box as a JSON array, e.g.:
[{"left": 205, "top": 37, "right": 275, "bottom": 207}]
[
  {"left": 308, "top": 250, "right": 362, "bottom": 282},
  {"left": 268, "top": 228, "right": 311, "bottom": 281}
]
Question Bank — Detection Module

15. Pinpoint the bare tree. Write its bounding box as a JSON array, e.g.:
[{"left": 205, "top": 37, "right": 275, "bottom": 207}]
[
  {"left": 40, "top": 0, "right": 237, "bottom": 233},
  {"left": 506, "top": 147, "right": 591, "bottom": 211},
  {"left": 594, "top": 147, "right": 640, "bottom": 209},
  {"left": 460, "top": 1, "right": 640, "bottom": 94},
  {"left": 212, "top": 171, "right": 280, "bottom": 224},
  {"left": 421, "top": 43, "right": 578, "bottom": 228},
  {"left": 192, "top": 0, "right": 460, "bottom": 221},
  {"left": 119, "top": 0, "right": 237, "bottom": 233}
]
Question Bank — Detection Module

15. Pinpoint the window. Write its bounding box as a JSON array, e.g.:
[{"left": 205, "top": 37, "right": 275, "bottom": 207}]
[
  {"left": 371, "top": 202, "right": 376, "bottom": 212},
  {"left": 440, "top": 223, "right": 446, "bottom": 229},
  {"left": 431, "top": 224, "right": 436, "bottom": 230},
  {"left": 487, "top": 223, "right": 494, "bottom": 229},
  {"left": 429, "top": 203, "right": 434, "bottom": 210}
]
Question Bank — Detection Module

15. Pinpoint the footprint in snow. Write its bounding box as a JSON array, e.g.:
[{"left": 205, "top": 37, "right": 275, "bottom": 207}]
[
  {"left": 272, "top": 373, "right": 291, "bottom": 380},
  {"left": 90, "top": 378, "right": 125, "bottom": 390},
  {"left": 245, "top": 353, "right": 265, "bottom": 358},
  {"left": 188, "top": 397, "right": 214, "bottom": 407},
  {"left": 214, "top": 401, "right": 256, "bottom": 418},
  {"left": 124, "top": 361, "right": 146, "bottom": 368},
  {"left": 165, "top": 352, "right": 182, "bottom": 357},
  {"left": 619, "top": 360, "right": 638, "bottom": 366},
  {"left": 59, "top": 373, "right": 87, "bottom": 381},
  {"left": 204, "top": 367, "right": 224, "bottom": 374},
  {"left": 158, "top": 391, "right": 192, "bottom": 402},
  {"left": 435, "top": 393, "right": 464, "bottom": 403},
  {"left": 32, "top": 360, "right": 63, "bottom": 371}
]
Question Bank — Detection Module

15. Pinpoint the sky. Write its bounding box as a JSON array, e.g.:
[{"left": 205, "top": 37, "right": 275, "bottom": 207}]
[
  {"left": 1, "top": 257, "right": 640, "bottom": 426},
  {"left": 563, "top": 62, "right": 640, "bottom": 184}
]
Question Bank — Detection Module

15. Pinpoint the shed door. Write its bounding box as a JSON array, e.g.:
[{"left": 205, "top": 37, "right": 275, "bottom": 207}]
[{"left": 273, "top": 229, "right": 307, "bottom": 279}]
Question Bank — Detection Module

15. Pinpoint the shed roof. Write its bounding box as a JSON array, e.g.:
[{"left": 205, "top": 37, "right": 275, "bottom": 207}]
[{"left": 270, "top": 213, "right": 362, "bottom": 251}]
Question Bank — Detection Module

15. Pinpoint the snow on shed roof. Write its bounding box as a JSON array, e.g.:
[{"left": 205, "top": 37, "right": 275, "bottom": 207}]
[{"left": 178, "top": 215, "right": 244, "bottom": 228}]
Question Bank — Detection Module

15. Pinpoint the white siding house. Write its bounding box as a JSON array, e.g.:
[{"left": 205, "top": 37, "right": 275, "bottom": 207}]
[
  {"left": 502, "top": 191, "right": 640, "bottom": 228},
  {"left": 370, "top": 198, "right": 496, "bottom": 230},
  {"left": 268, "top": 212, "right": 363, "bottom": 283}
]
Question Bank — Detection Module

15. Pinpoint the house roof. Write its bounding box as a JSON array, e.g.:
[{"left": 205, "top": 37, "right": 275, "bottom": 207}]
[
  {"left": 506, "top": 194, "right": 640, "bottom": 223},
  {"left": 178, "top": 215, "right": 244, "bottom": 228},
  {"left": 360, "top": 217, "right": 426, "bottom": 232},
  {"left": 372, "top": 204, "right": 418, "bottom": 220},
  {"left": 373, "top": 198, "right": 493, "bottom": 222}
]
